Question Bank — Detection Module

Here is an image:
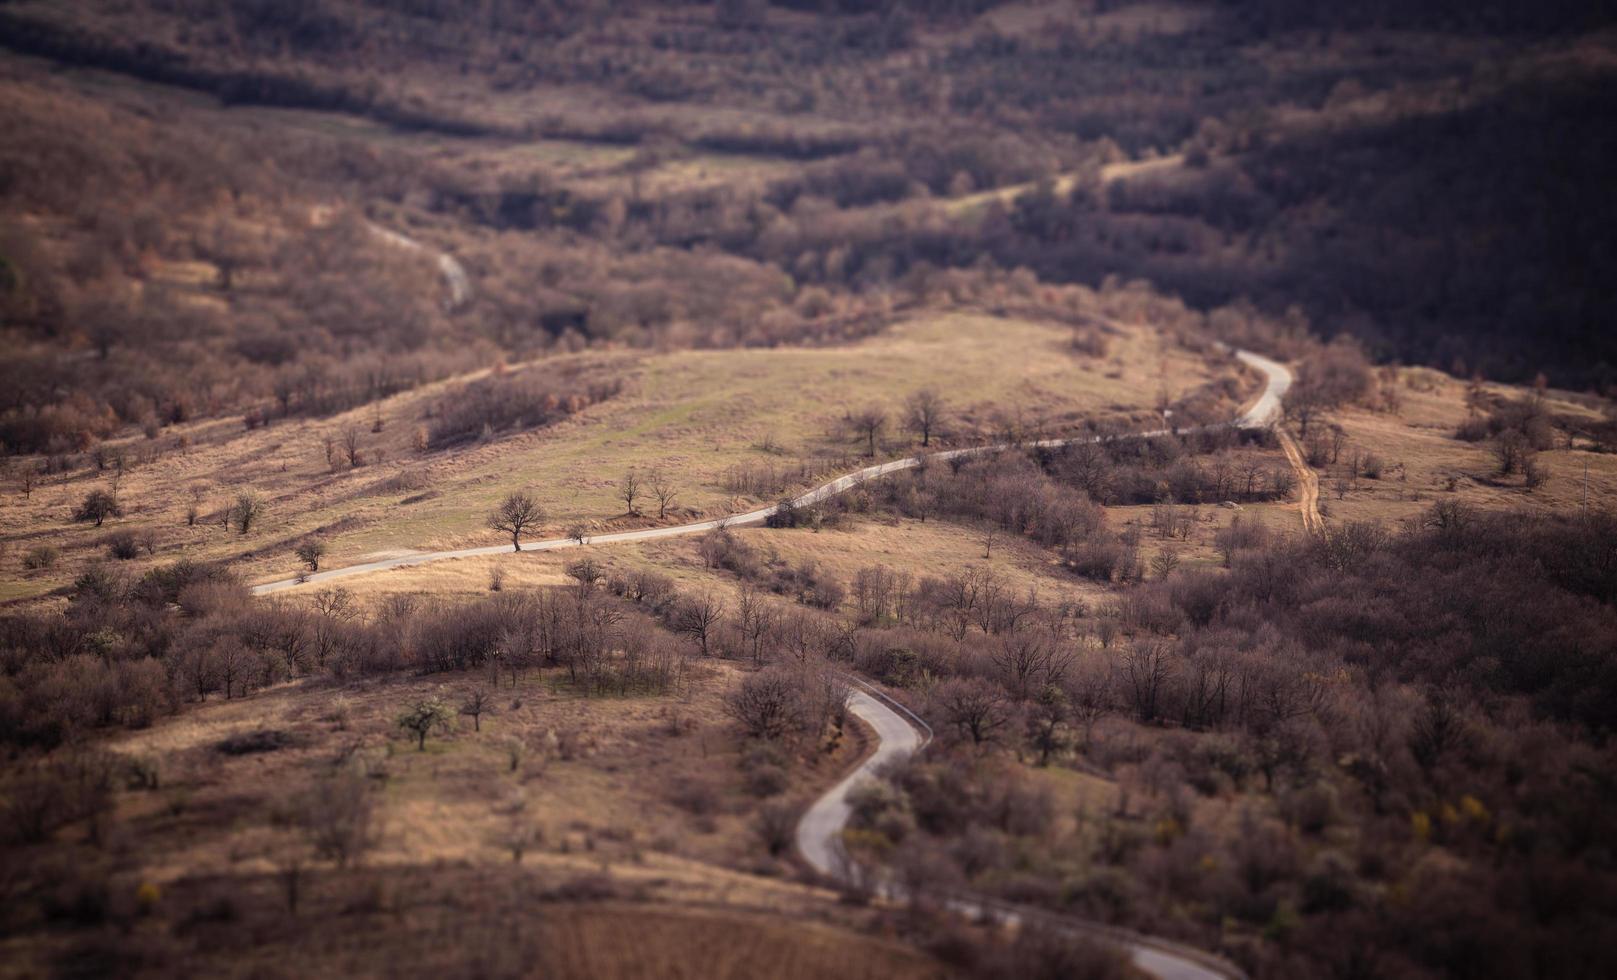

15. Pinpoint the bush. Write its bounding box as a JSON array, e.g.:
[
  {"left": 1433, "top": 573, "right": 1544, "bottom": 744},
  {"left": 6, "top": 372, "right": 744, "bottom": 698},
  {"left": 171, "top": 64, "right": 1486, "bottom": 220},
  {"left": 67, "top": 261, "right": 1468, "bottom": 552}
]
[
  {"left": 73, "top": 489, "right": 122, "bottom": 526},
  {"left": 105, "top": 532, "right": 140, "bottom": 560},
  {"left": 22, "top": 545, "right": 58, "bottom": 570},
  {"left": 741, "top": 743, "right": 792, "bottom": 797},
  {"left": 755, "top": 800, "right": 798, "bottom": 857}
]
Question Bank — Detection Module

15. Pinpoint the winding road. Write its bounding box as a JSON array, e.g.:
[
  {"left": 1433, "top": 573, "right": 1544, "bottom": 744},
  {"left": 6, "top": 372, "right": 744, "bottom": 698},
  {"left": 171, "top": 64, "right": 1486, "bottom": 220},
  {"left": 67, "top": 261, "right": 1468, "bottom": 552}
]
[
  {"left": 250, "top": 348, "right": 1291, "bottom": 597},
  {"left": 247, "top": 343, "right": 1292, "bottom": 979},
  {"left": 796, "top": 683, "right": 1245, "bottom": 980}
]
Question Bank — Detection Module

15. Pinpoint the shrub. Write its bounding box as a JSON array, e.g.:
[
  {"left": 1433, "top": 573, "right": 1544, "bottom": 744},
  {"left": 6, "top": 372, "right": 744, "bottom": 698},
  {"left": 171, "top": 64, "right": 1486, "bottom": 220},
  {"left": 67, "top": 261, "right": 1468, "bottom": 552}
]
[
  {"left": 73, "top": 489, "right": 122, "bottom": 526},
  {"left": 23, "top": 544, "right": 59, "bottom": 570},
  {"left": 755, "top": 800, "right": 798, "bottom": 857},
  {"left": 105, "top": 532, "right": 140, "bottom": 560}
]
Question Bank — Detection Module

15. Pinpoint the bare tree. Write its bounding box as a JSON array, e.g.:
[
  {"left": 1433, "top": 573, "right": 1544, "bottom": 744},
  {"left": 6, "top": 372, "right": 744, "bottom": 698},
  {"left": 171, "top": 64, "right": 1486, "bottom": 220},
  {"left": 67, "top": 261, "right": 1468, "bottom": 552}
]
[
  {"left": 296, "top": 539, "right": 326, "bottom": 573},
  {"left": 186, "top": 485, "right": 206, "bottom": 526},
  {"left": 932, "top": 677, "right": 1010, "bottom": 746},
  {"left": 651, "top": 469, "right": 678, "bottom": 520},
  {"left": 488, "top": 492, "right": 545, "bottom": 551},
  {"left": 1122, "top": 642, "right": 1173, "bottom": 723},
  {"left": 460, "top": 689, "right": 493, "bottom": 732},
  {"left": 674, "top": 592, "right": 726, "bottom": 657},
  {"left": 232, "top": 492, "right": 264, "bottom": 535},
  {"left": 725, "top": 669, "right": 802, "bottom": 741},
  {"left": 905, "top": 388, "right": 946, "bottom": 447},
  {"left": 1068, "top": 658, "right": 1114, "bottom": 749},
  {"left": 74, "top": 489, "right": 122, "bottom": 527},
  {"left": 1493, "top": 429, "right": 1533, "bottom": 476},
  {"left": 847, "top": 405, "right": 887, "bottom": 457},
  {"left": 735, "top": 586, "right": 779, "bottom": 666},
  {"left": 310, "top": 587, "right": 357, "bottom": 669},
  {"left": 1026, "top": 684, "right": 1070, "bottom": 766},
  {"left": 565, "top": 522, "right": 591, "bottom": 545},
  {"left": 342, "top": 426, "right": 364, "bottom": 469},
  {"left": 618, "top": 470, "right": 643, "bottom": 516}
]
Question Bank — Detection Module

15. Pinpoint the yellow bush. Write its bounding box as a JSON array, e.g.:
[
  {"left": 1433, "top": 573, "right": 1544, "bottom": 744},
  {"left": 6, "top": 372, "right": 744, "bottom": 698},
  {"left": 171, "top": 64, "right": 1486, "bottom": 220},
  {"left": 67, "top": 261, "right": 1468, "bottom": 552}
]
[{"left": 1411, "top": 811, "right": 1432, "bottom": 842}]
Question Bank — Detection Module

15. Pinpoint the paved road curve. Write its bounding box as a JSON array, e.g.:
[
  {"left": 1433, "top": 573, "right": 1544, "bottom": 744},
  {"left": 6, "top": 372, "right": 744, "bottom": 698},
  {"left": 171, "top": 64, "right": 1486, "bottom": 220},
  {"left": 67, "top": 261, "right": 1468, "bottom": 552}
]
[
  {"left": 251, "top": 348, "right": 1290, "bottom": 596},
  {"left": 795, "top": 681, "right": 1246, "bottom": 980}
]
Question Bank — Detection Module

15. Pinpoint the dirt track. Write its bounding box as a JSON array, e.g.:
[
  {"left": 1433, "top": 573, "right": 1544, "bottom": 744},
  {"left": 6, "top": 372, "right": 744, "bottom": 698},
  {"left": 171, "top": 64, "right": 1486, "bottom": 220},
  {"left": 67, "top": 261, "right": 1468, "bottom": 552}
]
[{"left": 1276, "top": 428, "right": 1325, "bottom": 536}]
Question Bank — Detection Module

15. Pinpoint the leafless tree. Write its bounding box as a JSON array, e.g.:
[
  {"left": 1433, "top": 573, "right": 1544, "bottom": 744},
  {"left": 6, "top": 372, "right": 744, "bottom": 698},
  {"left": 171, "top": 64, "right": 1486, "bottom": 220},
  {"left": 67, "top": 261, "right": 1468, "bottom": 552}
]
[
  {"left": 1067, "top": 658, "right": 1114, "bottom": 749},
  {"left": 1493, "top": 429, "right": 1533, "bottom": 475},
  {"left": 460, "top": 688, "right": 493, "bottom": 732},
  {"left": 74, "top": 489, "right": 122, "bottom": 527},
  {"left": 232, "top": 492, "right": 264, "bottom": 535},
  {"left": 310, "top": 587, "right": 357, "bottom": 669},
  {"left": 847, "top": 405, "right": 887, "bottom": 457},
  {"left": 992, "top": 632, "right": 1069, "bottom": 700},
  {"left": 186, "top": 485, "right": 206, "bottom": 526},
  {"left": 566, "top": 522, "right": 591, "bottom": 545},
  {"left": 905, "top": 388, "right": 946, "bottom": 447},
  {"left": 674, "top": 592, "right": 726, "bottom": 657},
  {"left": 1026, "top": 684, "right": 1070, "bottom": 766},
  {"left": 651, "top": 469, "right": 678, "bottom": 519},
  {"left": 735, "top": 586, "right": 779, "bottom": 666},
  {"left": 618, "top": 470, "right": 643, "bottom": 516},
  {"left": 342, "top": 426, "right": 364, "bottom": 468},
  {"left": 932, "top": 677, "right": 1010, "bottom": 746},
  {"left": 725, "top": 668, "right": 802, "bottom": 740},
  {"left": 1122, "top": 642, "right": 1174, "bottom": 723},
  {"left": 488, "top": 492, "right": 545, "bottom": 551}
]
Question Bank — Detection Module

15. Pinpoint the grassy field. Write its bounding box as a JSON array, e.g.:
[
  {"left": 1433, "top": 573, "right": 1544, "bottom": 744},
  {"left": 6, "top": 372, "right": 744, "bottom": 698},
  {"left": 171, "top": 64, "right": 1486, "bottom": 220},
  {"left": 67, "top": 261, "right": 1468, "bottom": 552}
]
[
  {"left": 1301, "top": 369, "right": 1617, "bottom": 530},
  {"left": 1, "top": 310, "right": 1228, "bottom": 602},
  {"left": 94, "top": 656, "right": 870, "bottom": 900}
]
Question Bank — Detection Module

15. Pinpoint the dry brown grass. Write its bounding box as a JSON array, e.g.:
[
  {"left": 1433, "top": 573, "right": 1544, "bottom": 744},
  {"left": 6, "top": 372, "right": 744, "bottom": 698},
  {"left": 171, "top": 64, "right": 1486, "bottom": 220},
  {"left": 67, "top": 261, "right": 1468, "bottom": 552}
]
[
  {"left": 105, "top": 656, "right": 864, "bottom": 889},
  {"left": 1302, "top": 369, "right": 1617, "bottom": 530},
  {"left": 2, "top": 310, "right": 1222, "bottom": 603}
]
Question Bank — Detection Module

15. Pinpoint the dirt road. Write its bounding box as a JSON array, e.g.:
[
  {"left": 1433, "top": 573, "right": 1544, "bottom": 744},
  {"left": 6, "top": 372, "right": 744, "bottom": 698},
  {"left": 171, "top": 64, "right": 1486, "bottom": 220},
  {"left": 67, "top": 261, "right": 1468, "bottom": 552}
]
[
  {"left": 250, "top": 349, "right": 1293, "bottom": 596},
  {"left": 1276, "top": 428, "right": 1325, "bottom": 536}
]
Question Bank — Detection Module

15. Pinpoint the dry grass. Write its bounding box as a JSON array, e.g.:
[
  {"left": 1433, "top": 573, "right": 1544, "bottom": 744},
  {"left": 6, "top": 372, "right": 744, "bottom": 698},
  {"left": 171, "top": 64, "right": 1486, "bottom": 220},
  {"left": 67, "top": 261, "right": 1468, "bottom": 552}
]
[
  {"left": 104, "top": 657, "right": 864, "bottom": 888},
  {"left": 1304, "top": 369, "right": 1617, "bottom": 530},
  {"left": 1, "top": 310, "right": 1221, "bottom": 602}
]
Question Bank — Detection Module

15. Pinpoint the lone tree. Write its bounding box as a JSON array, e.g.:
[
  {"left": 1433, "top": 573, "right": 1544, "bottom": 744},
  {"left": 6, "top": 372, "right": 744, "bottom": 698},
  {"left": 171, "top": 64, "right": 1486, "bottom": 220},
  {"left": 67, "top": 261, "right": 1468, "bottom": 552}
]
[
  {"left": 232, "top": 492, "right": 264, "bottom": 535},
  {"left": 460, "top": 689, "right": 494, "bottom": 732},
  {"left": 296, "top": 539, "right": 326, "bottom": 573},
  {"left": 397, "top": 698, "right": 455, "bottom": 751},
  {"left": 488, "top": 492, "right": 545, "bottom": 551},
  {"left": 565, "top": 522, "right": 591, "bottom": 546},
  {"left": 618, "top": 470, "right": 642, "bottom": 516},
  {"left": 848, "top": 405, "right": 887, "bottom": 457},
  {"left": 74, "top": 489, "right": 122, "bottom": 527},
  {"left": 905, "top": 388, "right": 946, "bottom": 447},
  {"left": 650, "top": 469, "right": 678, "bottom": 519},
  {"left": 342, "top": 426, "right": 364, "bottom": 468}
]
